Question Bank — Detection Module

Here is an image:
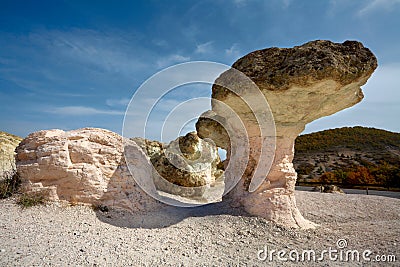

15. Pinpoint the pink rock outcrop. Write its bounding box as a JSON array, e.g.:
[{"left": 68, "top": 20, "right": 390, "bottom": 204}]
[
  {"left": 196, "top": 40, "right": 378, "bottom": 228},
  {"left": 16, "top": 128, "right": 163, "bottom": 212}
]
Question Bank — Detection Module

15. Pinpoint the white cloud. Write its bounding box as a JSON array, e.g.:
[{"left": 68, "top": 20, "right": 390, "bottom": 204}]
[
  {"left": 135, "top": 97, "right": 211, "bottom": 142},
  {"left": 195, "top": 41, "right": 213, "bottom": 54},
  {"left": 282, "top": 0, "right": 292, "bottom": 8},
  {"left": 156, "top": 54, "right": 190, "bottom": 68},
  {"left": 0, "top": 29, "right": 157, "bottom": 96},
  {"left": 28, "top": 29, "right": 151, "bottom": 77},
  {"left": 237, "top": 0, "right": 291, "bottom": 8},
  {"left": 358, "top": 0, "right": 400, "bottom": 16},
  {"left": 152, "top": 39, "right": 168, "bottom": 47},
  {"left": 225, "top": 43, "right": 241, "bottom": 60},
  {"left": 123, "top": 81, "right": 214, "bottom": 141},
  {"left": 359, "top": 63, "right": 400, "bottom": 104},
  {"left": 233, "top": 0, "right": 247, "bottom": 7},
  {"left": 106, "top": 98, "right": 130, "bottom": 107},
  {"left": 48, "top": 106, "right": 124, "bottom": 116},
  {"left": 158, "top": 97, "right": 211, "bottom": 142},
  {"left": 304, "top": 64, "right": 400, "bottom": 134}
]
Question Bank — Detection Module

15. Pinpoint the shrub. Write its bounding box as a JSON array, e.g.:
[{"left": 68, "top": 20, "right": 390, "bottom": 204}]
[
  {"left": 347, "top": 166, "right": 375, "bottom": 185},
  {"left": 0, "top": 171, "right": 21, "bottom": 199},
  {"left": 297, "top": 163, "right": 314, "bottom": 175},
  {"left": 319, "top": 172, "right": 336, "bottom": 184},
  {"left": 17, "top": 191, "right": 47, "bottom": 208}
]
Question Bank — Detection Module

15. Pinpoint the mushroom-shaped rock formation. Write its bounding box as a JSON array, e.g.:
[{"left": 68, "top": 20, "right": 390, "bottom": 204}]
[{"left": 196, "top": 40, "right": 377, "bottom": 228}]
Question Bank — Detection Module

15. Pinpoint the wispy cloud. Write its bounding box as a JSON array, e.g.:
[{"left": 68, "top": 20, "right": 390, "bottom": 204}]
[
  {"left": 281, "top": 0, "right": 292, "bottom": 8},
  {"left": 233, "top": 0, "right": 248, "bottom": 7},
  {"left": 35, "top": 29, "right": 150, "bottom": 76},
  {"left": 304, "top": 63, "right": 400, "bottom": 134},
  {"left": 0, "top": 29, "right": 156, "bottom": 96},
  {"left": 195, "top": 41, "right": 214, "bottom": 54},
  {"left": 127, "top": 96, "right": 211, "bottom": 142},
  {"left": 152, "top": 39, "right": 168, "bottom": 48},
  {"left": 48, "top": 106, "right": 124, "bottom": 116},
  {"left": 106, "top": 98, "right": 130, "bottom": 107},
  {"left": 156, "top": 54, "right": 190, "bottom": 68},
  {"left": 225, "top": 43, "right": 241, "bottom": 61},
  {"left": 358, "top": 0, "right": 400, "bottom": 16}
]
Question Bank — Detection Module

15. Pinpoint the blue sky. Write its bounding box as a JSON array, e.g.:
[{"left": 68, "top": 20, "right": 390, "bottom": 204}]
[{"left": 1, "top": 0, "right": 400, "bottom": 139}]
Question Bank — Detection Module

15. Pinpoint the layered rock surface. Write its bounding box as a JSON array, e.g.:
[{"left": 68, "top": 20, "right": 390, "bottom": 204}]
[
  {"left": 16, "top": 128, "right": 225, "bottom": 208},
  {"left": 133, "top": 132, "right": 224, "bottom": 198},
  {"left": 0, "top": 131, "right": 22, "bottom": 178},
  {"left": 196, "top": 40, "right": 377, "bottom": 228},
  {"left": 16, "top": 128, "right": 162, "bottom": 211}
]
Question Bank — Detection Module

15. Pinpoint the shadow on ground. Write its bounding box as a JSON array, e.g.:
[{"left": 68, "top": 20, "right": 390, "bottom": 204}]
[
  {"left": 94, "top": 145, "right": 252, "bottom": 229},
  {"left": 94, "top": 199, "right": 250, "bottom": 229}
]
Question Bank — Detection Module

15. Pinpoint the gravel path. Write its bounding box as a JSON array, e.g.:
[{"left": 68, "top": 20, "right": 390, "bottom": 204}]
[{"left": 0, "top": 191, "right": 398, "bottom": 266}]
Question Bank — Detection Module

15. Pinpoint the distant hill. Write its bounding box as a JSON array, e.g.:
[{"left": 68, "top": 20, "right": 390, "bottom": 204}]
[
  {"left": 294, "top": 127, "right": 400, "bottom": 188},
  {"left": 295, "top": 126, "right": 400, "bottom": 153},
  {"left": 0, "top": 131, "right": 22, "bottom": 177}
]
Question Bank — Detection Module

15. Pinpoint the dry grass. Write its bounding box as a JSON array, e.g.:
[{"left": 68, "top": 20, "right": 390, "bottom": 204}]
[
  {"left": 0, "top": 171, "right": 21, "bottom": 199},
  {"left": 16, "top": 191, "right": 48, "bottom": 208}
]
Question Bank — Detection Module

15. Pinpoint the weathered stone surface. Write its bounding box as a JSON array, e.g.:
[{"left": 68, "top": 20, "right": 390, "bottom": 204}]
[
  {"left": 131, "top": 137, "right": 164, "bottom": 159},
  {"left": 0, "top": 131, "right": 22, "bottom": 178},
  {"left": 133, "top": 132, "right": 224, "bottom": 198},
  {"left": 16, "top": 128, "right": 225, "bottom": 208},
  {"left": 196, "top": 40, "right": 377, "bottom": 228},
  {"left": 196, "top": 111, "right": 230, "bottom": 149},
  {"left": 16, "top": 128, "right": 163, "bottom": 212}
]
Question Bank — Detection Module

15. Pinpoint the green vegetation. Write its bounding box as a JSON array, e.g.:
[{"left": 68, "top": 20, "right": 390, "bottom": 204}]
[
  {"left": 0, "top": 163, "right": 47, "bottom": 208},
  {"left": 16, "top": 191, "right": 48, "bottom": 208},
  {"left": 0, "top": 131, "right": 22, "bottom": 199},
  {"left": 295, "top": 126, "right": 400, "bottom": 153},
  {"left": 294, "top": 126, "right": 400, "bottom": 188},
  {"left": 318, "top": 163, "right": 400, "bottom": 188},
  {"left": 0, "top": 171, "right": 21, "bottom": 199},
  {"left": 0, "top": 131, "right": 22, "bottom": 142},
  {"left": 0, "top": 130, "right": 22, "bottom": 165}
]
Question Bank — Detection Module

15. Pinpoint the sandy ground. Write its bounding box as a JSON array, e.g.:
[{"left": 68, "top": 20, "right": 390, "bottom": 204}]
[{"left": 0, "top": 191, "right": 398, "bottom": 266}]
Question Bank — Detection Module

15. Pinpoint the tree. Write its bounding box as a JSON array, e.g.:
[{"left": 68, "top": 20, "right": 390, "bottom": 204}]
[
  {"left": 319, "top": 172, "right": 336, "bottom": 184},
  {"left": 333, "top": 169, "right": 348, "bottom": 184},
  {"left": 347, "top": 166, "right": 375, "bottom": 185}
]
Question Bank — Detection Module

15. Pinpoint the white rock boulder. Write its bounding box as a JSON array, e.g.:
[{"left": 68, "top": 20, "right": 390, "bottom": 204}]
[{"left": 16, "top": 128, "right": 162, "bottom": 212}]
